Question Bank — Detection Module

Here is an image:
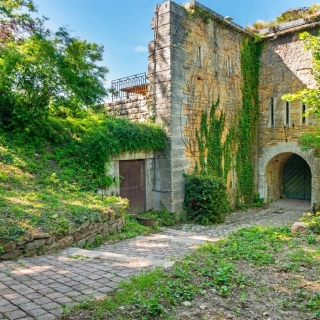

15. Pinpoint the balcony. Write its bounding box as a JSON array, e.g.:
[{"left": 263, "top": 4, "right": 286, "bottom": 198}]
[{"left": 111, "top": 73, "right": 149, "bottom": 101}]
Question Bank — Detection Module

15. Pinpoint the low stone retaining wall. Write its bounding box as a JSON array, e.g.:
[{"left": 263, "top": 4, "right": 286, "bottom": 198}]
[{"left": 0, "top": 207, "right": 126, "bottom": 260}]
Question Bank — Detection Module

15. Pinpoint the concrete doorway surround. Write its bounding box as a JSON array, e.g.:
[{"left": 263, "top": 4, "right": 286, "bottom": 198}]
[
  {"left": 119, "top": 160, "right": 145, "bottom": 213},
  {"left": 258, "top": 142, "right": 320, "bottom": 207}
]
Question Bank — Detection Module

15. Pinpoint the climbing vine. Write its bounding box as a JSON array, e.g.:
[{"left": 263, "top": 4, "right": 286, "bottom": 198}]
[
  {"left": 181, "top": 6, "right": 263, "bottom": 208},
  {"left": 236, "top": 38, "right": 263, "bottom": 203},
  {"left": 194, "top": 38, "right": 263, "bottom": 205},
  {"left": 196, "top": 99, "right": 230, "bottom": 180}
]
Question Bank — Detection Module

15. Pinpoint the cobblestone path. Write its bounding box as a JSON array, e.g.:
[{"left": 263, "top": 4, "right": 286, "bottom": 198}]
[{"left": 0, "top": 199, "right": 310, "bottom": 319}]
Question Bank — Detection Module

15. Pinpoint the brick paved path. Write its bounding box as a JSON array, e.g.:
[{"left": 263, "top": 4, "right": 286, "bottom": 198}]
[{"left": 0, "top": 199, "right": 310, "bottom": 319}]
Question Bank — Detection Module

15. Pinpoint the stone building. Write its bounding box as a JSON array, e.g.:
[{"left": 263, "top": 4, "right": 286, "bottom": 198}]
[{"left": 104, "top": 0, "right": 320, "bottom": 213}]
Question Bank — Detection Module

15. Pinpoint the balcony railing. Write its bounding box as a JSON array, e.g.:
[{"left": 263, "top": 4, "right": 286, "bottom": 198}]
[{"left": 111, "top": 72, "right": 149, "bottom": 101}]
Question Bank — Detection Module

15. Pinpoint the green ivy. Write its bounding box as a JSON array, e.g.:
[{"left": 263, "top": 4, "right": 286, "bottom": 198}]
[
  {"left": 193, "top": 38, "right": 262, "bottom": 207},
  {"left": 79, "top": 117, "right": 167, "bottom": 187},
  {"left": 195, "top": 99, "right": 236, "bottom": 185},
  {"left": 236, "top": 38, "right": 263, "bottom": 204}
]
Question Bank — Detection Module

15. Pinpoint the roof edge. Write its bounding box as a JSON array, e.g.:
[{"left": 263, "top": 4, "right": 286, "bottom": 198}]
[{"left": 182, "top": 0, "right": 249, "bottom": 35}]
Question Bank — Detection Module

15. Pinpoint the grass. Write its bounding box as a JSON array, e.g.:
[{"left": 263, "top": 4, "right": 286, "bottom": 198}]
[
  {"left": 61, "top": 226, "right": 320, "bottom": 319},
  {"left": 248, "top": 4, "right": 320, "bottom": 31},
  {"left": 0, "top": 111, "right": 167, "bottom": 244},
  {"left": 0, "top": 134, "right": 128, "bottom": 243}
]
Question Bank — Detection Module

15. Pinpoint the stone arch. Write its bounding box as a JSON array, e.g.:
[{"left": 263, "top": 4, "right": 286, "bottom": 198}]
[{"left": 258, "top": 142, "right": 319, "bottom": 207}]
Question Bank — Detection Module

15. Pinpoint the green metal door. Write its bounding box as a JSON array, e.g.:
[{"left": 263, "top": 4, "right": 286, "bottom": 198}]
[{"left": 284, "top": 154, "right": 311, "bottom": 200}]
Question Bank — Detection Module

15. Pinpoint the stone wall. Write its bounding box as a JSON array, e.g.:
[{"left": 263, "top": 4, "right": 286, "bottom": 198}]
[
  {"left": 0, "top": 204, "right": 126, "bottom": 260},
  {"left": 258, "top": 29, "right": 320, "bottom": 205},
  {"left": 165, "top": 1, "right": 247, "bottom": 207},
  {"left": 104, "top": 95, "right": 154, "bottom": 122}
]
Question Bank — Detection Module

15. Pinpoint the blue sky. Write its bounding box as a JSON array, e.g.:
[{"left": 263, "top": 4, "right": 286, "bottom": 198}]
[{"left": 33, "top": 0, "right": 318, "bottom": 99}]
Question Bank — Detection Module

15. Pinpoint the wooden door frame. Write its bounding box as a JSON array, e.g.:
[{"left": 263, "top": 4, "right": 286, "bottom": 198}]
[{"left": 119, "top": 159, "right": 146, "bottom": 213}]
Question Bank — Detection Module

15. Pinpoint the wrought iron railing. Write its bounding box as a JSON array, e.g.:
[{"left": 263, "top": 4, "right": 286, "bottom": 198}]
[{"left": 111, "top": 72, "right": 149, "bottom": 101}]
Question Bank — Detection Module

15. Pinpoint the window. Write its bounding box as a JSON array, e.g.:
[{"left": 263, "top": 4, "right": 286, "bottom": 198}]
[
  {"left": 302, "top": 104, "right": 307, "bottom": 125},
  {"left": 227, "top": 57, "right": 232, "bottom": 76},
  {"left": 198, "top": 46, "right": 203, "bottom": 68},
  {"left": 270, "top": 97, "right": 275, "bottom": 127},
  {"left": 285, "top": 101, "right": 290, "bottom": 127}
]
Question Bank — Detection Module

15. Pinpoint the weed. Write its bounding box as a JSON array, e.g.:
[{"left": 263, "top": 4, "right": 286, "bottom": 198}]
[
  {"left": 69, "top": 254, "right": 87, "bottom": 260},
  {"left": 306, "top": 233, "right": 317, "bottom": 245}
]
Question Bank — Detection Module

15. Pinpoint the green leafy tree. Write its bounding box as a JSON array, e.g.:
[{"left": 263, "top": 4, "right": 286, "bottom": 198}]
[{"left": 0, "top": 0, "right": 108, "bottom": 132}]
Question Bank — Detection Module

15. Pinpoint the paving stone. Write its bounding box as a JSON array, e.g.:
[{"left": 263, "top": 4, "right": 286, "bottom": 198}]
[
  {"left": 41, "top": 301, "right": 60, "bottom": 311},
  {"left": 10, "top": 297, "right": 30, "bottom": 306},
  {"left": 19, "top": 302, "right": 39, "bottom": 311},
  {"left": 54, "top": 296, "right": 73, "bottom": 304},
  {"left": 26, "top": 308, "right": 47, "bottom": 317},
  {"left": 45, "top": 292, "right": 64, "bottom": 300},
  {"left": 65, "top": 291, "right": 81, "bottom": 298},
  {"left": 34, "top": 297, "right": 52, "bottom": 305},
  {"left": 2, "top": 293, "right": 22, "bottom": 300},
  {"left": 48, "top": 307, "right": 63, "bottom": 316},
  {"left": 97, "top": 286, "right": 114, "bottom": 293},
  {"left": 0, "top": 298, "right": 10, "bottom": 306},
  {"left": 36, "top": 314, "right": 56, "bottom": 320},
  {"left": 5, "top": 310, "right": 27, "bottom": 320},
  {"left": 54, "top": 286, "right": 73, "bottom": 294},
  {"left": 26, "top": 293, "right": 42, "bottom": 300},
  {"left": 37, "top": 288, "right": 55, "bottom": 295},
  {"left": 0, "top": 303, "right": 18, "bottom": 312}
]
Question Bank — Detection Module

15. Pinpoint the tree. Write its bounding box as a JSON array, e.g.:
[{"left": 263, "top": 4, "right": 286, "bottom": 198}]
[
  {"left": 0, "top": 0, "right": 109, "bottom": 131},
  {"left": 282, "top": 32, "right": 320, "bottom": 154}
]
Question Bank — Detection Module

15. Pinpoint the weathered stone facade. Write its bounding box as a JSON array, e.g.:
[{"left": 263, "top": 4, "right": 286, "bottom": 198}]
[
  {"left": 258, "top": 29, "right": 320, "bottom": 205},
  {"left": 106, "top": 0, "right": 320, "bottom": 212}
]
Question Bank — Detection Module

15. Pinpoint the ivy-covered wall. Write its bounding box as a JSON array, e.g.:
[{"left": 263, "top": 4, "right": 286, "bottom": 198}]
[{"left": 175, "top": 3, "right": 263, "bottom": 206}]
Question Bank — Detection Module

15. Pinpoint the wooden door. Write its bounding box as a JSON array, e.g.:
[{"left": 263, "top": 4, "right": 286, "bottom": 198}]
[
  {"left": 119, "top": 160, "right": 145, "bottom": 213},
  {"left": 284, "top": 154, "right": 311, "bottom": 200}
]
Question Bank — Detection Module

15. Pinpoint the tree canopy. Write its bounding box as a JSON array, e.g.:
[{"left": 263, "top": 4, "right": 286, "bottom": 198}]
[{"left": 0, "top": 0, "right": 109, "bottom": 131}]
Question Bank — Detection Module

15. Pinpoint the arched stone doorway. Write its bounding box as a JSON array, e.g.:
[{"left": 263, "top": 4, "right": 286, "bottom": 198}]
[
  {"left": 283, "top": 154, "right": 311, "bottom": 200},
  {"left": 257, "top": 142, "right": 320, "bottom": 207}
]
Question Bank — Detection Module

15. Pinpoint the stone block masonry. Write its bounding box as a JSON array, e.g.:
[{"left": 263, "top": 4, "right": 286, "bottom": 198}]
[
  {"left": 258, "top": 28, "right": 320, "bottom": 205},
  {"left": 0, "top": 204, "right": 125, "bottom": 260}
]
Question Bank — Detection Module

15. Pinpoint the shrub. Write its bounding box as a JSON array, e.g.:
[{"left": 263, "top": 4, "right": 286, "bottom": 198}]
[
  {"left": 301, "top": 212, "right": 320, "bottom": 234},
  {"left": 184, "top": 174, "right": 230, "bottom": 225}
]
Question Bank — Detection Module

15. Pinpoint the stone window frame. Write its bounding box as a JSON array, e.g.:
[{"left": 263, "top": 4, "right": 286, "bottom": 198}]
[
  {"left": 198, "top": 46, "right": 203, "bottom": 68},
  {"left": 301, "top": 103, "right": 308, "bottom": 126},
  {"left": 226, "top": 56, "right": 232, "bottom": 77},
  {"left": 285, "top": 101, "right": 290, "bottom": 127},
  {"left": 270, "top": 97, "right": 275, "bottom": 128}
]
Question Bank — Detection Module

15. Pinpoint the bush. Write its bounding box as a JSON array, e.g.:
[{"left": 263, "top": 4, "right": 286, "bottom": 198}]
[
  {"left": 301, "top": 212, "right": 320, "bottom": 234},
  {"left": 184, "top": 174, "right": 230, "bottom": 225}
]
